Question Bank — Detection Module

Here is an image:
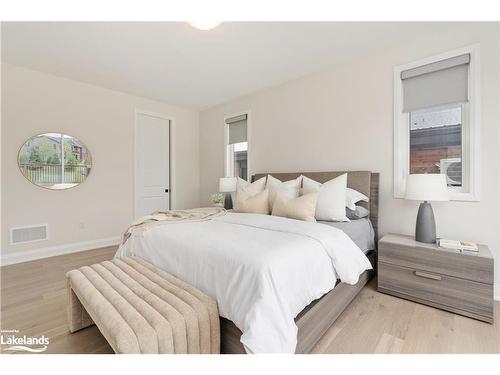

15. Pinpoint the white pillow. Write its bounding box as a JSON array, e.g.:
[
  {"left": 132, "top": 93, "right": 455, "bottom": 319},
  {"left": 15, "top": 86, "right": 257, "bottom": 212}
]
[
  {"left": 266, "top": 175, "right": 302, "bottom": 211},
  {"left": 346, "top": 188, "right": 369, "bottom": 211},
  {"left": 272, "top": 192, "right": 318, "bottom": 222},
  {"left": 301, "top": 176, "right": 369, "bottom": 210},
  {"left": 302, "top": 174, "right": 349, "bottom": 222},
  {"left": 231, "top": 176, "right": 266, "bottom": 203},
  {"left": 300, "top": 175, "right": 322, "bottom": 193},
  {"left": 233, "top": 189, "right": 269, "bottom": 214}
]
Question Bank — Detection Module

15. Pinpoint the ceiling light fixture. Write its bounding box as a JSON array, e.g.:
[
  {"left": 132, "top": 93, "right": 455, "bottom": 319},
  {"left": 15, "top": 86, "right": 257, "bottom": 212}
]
[{"left": 188, "top": 21, "right": 221, "bottom": 31}]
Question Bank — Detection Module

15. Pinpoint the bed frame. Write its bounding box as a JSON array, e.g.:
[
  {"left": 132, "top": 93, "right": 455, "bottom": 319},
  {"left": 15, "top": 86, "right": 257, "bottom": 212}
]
[{"left": 220, "top": 171, "right": 379, "bottom": 354}]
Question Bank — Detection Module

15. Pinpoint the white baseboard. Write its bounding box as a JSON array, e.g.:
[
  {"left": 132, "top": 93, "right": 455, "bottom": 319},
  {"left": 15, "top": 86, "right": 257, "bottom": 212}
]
[{"left": 1, "top": 236, "right": 121, "bottom": 266}]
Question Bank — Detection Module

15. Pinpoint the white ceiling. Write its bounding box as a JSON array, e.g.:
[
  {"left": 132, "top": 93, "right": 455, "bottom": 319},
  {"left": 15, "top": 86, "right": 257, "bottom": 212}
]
[{"left": 2, "top": 22, "right": 456, "bottom": 110}]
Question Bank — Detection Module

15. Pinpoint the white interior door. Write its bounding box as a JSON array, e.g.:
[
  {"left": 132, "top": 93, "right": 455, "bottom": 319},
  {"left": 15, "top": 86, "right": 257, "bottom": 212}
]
[{"left": 135, "top": 112, "right": 170, "bottom": 218}]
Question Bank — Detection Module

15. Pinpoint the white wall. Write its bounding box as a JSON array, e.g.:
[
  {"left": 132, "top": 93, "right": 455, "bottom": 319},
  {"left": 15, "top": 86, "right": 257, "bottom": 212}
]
[
  {"left": 1, "top": 64, "right": 200, "bottom": 262},
  {"left": 199, "top": 23, "right": 500, "bottom": 296}
]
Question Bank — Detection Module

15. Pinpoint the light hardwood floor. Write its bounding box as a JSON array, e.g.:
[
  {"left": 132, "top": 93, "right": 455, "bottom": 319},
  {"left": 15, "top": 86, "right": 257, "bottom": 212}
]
[{"left": 1, "top": 246, "right": 499, "bottom": 354}]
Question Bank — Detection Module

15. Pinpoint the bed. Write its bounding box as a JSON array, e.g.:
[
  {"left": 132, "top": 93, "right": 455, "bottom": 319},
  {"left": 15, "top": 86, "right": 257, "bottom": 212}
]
[
  {"left": 219, "top": 171, "right": 379, "bottom": 354},
  {"left": 116, "top": 170, "right": 379, "bottom": 354}
]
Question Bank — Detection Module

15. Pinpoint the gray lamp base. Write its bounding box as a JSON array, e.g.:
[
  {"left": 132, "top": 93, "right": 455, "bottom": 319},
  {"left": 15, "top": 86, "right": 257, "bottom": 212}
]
[
  {"left": 415, "top": 201, "right": 436, "bottom": 243},
  {"left": 224, "top": 193, "right": 233, "bottom": 210}
]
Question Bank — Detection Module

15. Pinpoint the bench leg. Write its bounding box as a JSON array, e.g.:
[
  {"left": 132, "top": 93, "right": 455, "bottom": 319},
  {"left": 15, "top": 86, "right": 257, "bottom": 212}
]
[{"left": 67, "top": 279, "right": 94, "bottom": 333}]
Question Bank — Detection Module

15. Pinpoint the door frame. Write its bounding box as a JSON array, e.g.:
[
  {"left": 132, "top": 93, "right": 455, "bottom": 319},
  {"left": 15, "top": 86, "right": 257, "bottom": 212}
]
[{"left": 134, "top": 109, "right": 174, "bottom": 218}]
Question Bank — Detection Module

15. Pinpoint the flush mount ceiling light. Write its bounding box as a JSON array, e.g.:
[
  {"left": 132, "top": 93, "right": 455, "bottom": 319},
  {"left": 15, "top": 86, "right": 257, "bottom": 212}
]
[{"left": 188, "top": 21, "right": 221, "bottom": 31}]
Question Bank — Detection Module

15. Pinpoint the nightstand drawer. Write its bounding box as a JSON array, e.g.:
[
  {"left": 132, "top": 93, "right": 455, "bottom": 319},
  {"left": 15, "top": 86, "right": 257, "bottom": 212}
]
[
  {"left": 379, "top": 237, "right": 493, "bottom": 284},
  {"left": 378, "top": 262, "right": 493, "bottom": 321}
]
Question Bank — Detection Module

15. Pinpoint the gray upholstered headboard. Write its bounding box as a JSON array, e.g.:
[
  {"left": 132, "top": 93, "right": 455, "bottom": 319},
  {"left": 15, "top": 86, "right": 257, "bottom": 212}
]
[{"left": 251, "top": 171, "right": 380, "bottom": 242}]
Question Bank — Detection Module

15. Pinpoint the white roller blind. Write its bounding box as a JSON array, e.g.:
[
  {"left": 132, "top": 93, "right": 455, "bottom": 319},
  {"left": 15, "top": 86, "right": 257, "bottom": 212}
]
[
  {"left": 226, "top": 114, "right": 247, "bottom": 144},
  {"left": 402, "top": 54, "right": 470, "bottom": 112}
]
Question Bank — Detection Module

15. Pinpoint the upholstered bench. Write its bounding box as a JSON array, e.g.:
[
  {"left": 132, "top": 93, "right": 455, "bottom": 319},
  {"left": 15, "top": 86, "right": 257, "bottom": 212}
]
[{"left": 66, "top": 256, "right": 220, "bottom": 354}]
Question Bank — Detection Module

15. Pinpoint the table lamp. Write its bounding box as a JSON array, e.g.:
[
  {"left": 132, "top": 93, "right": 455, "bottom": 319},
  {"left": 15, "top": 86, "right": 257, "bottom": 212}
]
[
  {"left": 405, "top": 174, "right": 449, "bottom": 243},
  {"left": 219, "top": 177, "right": 237, "bottom": 209}
]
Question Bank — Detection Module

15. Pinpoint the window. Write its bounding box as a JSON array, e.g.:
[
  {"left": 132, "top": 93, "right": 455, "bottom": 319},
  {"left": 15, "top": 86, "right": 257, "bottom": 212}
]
[
  {"left": 410, "top": 104, "right": 463, "bottom": 187},
  {"left": 225, "top": 113, "right": 249, "bottom": 181},
  {"left": 394, "top": 45, "right": 480, "bottom": 201}
]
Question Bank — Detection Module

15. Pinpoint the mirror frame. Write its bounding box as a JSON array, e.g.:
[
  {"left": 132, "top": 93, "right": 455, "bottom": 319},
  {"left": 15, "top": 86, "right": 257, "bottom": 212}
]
[{"left": 17, "top": 132, "right": 93, "bottom": 191}]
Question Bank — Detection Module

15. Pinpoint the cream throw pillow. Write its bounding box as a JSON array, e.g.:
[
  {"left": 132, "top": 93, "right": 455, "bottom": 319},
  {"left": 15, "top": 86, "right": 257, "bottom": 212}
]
[
  {"left": 301, "top": 173, "right": 349, "bottom": 222},
  {"left": 231, "top": 176, "right": 266, "bottom": 203},
  {"left": 234, "top": 189, "right": 269, "bottom": 214},
  {"left": 266, "top": 175, "right": 302, "bottom": 211},
  {"left": 271, "top": 192, "right": 318, "bottom": 222}
]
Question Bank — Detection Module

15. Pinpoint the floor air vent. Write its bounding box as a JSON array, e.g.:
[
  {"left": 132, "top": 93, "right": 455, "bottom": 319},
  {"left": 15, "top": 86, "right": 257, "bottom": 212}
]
[{"left": 10, "top": 224, "right": 48, "bottom": 244}]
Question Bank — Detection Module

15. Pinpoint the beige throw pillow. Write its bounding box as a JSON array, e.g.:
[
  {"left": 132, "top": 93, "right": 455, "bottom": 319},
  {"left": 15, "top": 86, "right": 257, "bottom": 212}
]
[
  {"left": 266, "top": 175, "right": 302, "bottom": 211},
  {"left": 271, "top": 192, "right": 318, "bottom": 222},
  {"left": 234, "top": 189, "right": 270, "bottom": 214},
  {"left": 231, "top": 176, "right": 266, "bottom": 203}
]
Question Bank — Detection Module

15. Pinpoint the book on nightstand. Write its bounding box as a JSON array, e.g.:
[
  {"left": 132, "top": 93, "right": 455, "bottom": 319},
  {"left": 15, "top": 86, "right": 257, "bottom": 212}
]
[{"left": 438, "top": 239, "right": 479, "bottom": 253}]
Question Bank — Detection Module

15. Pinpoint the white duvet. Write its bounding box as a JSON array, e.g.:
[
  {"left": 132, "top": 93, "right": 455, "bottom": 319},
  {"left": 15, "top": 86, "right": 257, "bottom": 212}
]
[{"left": 115, "top": 212, "right": 372, "bottom": 353}]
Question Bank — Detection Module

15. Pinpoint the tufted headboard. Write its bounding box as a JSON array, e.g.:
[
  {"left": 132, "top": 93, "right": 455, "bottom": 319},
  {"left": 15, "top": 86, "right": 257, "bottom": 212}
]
[{"left": 251, "top": 171, "right": 380, "bottom": 242}]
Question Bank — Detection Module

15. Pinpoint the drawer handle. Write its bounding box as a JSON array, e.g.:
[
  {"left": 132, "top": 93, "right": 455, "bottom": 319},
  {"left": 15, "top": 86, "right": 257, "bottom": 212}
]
[{"left": 414, "top": 271, "right": 442, "bottom": 281}]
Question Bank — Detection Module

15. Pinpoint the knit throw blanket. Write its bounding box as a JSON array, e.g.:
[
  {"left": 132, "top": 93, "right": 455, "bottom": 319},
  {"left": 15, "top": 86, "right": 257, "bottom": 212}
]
[{"left": 122, "top": 207, "right": 226, "bottom": 245}]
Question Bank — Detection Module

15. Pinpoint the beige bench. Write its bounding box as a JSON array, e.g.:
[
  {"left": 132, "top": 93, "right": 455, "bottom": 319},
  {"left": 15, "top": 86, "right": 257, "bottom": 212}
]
[{"left": 66, "top": 256, "right": 220, "bottom": 354}]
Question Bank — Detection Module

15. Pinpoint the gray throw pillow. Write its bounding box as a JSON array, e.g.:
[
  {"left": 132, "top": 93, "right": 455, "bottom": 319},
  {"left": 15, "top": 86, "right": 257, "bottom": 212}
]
[{"left": 346, "top": 205, "right": 369, "bottom": 220}]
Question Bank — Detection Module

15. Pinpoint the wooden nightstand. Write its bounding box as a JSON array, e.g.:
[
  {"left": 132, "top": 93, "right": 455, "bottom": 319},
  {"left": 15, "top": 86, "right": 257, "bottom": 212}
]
[{"left": 378, "top": 234, "right": 494, "bottom": 323}]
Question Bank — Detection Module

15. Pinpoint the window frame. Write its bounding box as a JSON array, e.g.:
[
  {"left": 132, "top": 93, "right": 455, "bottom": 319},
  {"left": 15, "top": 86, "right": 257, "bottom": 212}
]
[
  {"left": 393, "top": 44, "right": 481, "bottom": 201},
  {"left": 224, "top": 110, "right": 251, "bottom": 181}
]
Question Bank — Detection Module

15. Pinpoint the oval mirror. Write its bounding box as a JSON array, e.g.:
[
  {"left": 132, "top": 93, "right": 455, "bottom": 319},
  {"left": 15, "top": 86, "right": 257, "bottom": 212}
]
[{"left": 18, "top": 133, "right": 92, "bottom": 190}]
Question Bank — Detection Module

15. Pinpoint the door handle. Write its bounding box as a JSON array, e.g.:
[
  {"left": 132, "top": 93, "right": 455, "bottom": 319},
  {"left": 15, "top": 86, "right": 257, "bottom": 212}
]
[
  {"left": 165, "top": 189, "right": 169, "bottom": 193},
  {"left": 414, "top": 271, "right": 442, "bottom": 281}
]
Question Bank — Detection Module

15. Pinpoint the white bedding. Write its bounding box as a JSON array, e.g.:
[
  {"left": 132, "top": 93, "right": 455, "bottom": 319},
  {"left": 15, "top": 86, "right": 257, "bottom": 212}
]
[{"left": 115, "top": 212, "right": 372, "bottom": 353}]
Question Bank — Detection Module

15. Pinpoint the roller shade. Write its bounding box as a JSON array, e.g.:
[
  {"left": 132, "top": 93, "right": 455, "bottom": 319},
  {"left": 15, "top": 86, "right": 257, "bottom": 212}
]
[
  {"left": 226, "top": 114, "right": 247, "bottom": 144},
  {"left": 402, "top": 54, "right": 470, "bottom": 112}
]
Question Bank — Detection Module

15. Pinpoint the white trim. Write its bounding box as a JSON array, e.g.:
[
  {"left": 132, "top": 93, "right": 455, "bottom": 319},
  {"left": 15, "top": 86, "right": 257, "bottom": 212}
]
[
  {"left": 0, "top": 236, "right": 121, "bottom": 266},
  {"left": 495, "top": 283, "right": 500, "bottom": 301},
  {"left": 134, "top": 109, "right": 175, "bottom": 218},
  {"left": 9, "top": 223, "right": 49, "bottom": 245},
  {"left": 393, "top": 44, "right": 481, "bottom": 202},
  {"left": 223, "top": 109, "right": 251, "bottom": 180}
]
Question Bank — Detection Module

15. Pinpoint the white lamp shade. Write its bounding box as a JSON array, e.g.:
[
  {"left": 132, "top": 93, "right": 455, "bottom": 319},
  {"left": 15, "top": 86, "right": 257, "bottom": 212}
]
[
  {"left": 219, "top": 177, "right": 237, "bottom": 193},
  {"left": 405, "top": 174, "right": 449, "bottom": 201}
]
